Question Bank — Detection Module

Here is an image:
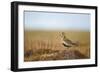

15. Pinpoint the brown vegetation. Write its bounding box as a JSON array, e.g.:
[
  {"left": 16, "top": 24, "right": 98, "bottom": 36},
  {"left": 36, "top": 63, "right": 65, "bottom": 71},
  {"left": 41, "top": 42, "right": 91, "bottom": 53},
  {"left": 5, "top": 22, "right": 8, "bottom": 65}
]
[{"left": 24, "top": 31, "right": 90, "bottom": 62}]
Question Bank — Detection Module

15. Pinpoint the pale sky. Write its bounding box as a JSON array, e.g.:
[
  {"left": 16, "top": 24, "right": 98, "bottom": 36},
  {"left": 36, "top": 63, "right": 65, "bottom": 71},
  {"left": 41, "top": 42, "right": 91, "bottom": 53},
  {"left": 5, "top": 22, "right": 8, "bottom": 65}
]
[{"left": 24, "top": 11, "right": 90, "bottom": 31}]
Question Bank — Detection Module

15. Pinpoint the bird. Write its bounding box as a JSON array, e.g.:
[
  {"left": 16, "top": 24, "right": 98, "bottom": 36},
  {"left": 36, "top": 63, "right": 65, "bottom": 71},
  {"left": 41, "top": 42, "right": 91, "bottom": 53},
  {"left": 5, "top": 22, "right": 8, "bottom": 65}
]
[{"left": 60, "top": 32, "right": 79, "bottom": 49}]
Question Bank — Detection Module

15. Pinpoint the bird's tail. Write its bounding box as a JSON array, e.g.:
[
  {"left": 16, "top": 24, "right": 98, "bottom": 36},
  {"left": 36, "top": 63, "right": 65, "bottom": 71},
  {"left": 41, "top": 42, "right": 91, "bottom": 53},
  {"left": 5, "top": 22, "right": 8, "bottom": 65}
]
[{"left": 71, "top": 41, "right": 80, "bottom": 46}]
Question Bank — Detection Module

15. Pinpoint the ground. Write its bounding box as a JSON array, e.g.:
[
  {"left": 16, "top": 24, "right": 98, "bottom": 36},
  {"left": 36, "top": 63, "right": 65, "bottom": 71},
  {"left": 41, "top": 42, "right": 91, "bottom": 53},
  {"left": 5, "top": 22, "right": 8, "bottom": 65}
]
[{"left": 24, "top": 30, "right": 90, "bottom": 62}]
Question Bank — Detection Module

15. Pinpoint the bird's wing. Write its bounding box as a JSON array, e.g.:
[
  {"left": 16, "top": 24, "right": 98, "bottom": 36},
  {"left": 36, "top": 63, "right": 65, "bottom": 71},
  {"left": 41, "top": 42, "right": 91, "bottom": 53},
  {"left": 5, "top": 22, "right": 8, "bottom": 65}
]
[
  {"left": 62, "top": 43, "right": 71, "bottom": 47},
  {"left": 64, "top": 39, "right": 73, "bottom": 44},
  {"left": 63, "top": 40, "right": 73, "bottom": 47}
]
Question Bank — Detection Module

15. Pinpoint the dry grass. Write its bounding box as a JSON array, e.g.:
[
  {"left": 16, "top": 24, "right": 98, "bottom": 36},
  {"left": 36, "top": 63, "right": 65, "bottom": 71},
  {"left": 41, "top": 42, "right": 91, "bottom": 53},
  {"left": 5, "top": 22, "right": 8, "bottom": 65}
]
[{"left": 24, "top": 31, "right": 90, "bottom": 62}]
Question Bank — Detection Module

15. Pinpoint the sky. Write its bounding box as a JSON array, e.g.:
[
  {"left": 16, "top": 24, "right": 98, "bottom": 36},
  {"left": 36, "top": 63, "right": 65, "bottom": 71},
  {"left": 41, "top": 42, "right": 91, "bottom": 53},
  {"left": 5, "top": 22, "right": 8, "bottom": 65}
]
[{"left": 24, "top": 11, "right": 90, "bottom": 31}]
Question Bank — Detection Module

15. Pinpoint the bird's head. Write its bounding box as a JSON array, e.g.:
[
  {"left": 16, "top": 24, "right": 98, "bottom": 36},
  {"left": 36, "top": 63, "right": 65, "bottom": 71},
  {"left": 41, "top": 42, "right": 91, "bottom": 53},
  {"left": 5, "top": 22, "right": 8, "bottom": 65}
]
[
  {"left": 61, "top": 32, "right": 66, "bottom": 39},
  {"left": 62, "top": 32, "right": 65, "bottom": 35}
]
